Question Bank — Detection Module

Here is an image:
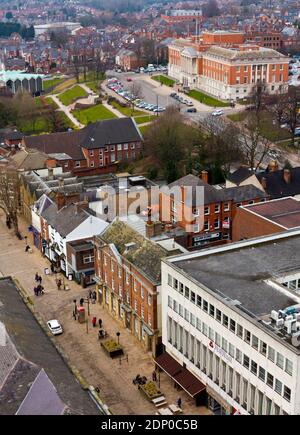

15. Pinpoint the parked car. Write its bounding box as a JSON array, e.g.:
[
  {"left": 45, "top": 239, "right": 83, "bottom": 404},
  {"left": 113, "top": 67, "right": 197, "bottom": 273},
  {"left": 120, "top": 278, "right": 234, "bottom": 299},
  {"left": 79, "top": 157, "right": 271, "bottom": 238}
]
[
  {"left": 170, "top": 92, "right": 177, "bottom": 98},
  {"left": 47, "top": 319, "right": 63, "bottom": 336},
  {"left": 212, "top": 109, "right": 224, "bottom": 117},
  {"left": 268, "top": 150, "right": 280, "bottom": 159},
  {"left": 127, "top": 77, "right": 133, "bottom": 82}
]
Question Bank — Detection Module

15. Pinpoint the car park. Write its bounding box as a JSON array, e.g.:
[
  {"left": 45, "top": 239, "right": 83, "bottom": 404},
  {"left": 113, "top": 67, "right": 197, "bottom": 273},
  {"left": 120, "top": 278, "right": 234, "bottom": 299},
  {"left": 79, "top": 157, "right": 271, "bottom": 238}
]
[{"left": 47, "top": 319, "right": 63, "bottom": 336}]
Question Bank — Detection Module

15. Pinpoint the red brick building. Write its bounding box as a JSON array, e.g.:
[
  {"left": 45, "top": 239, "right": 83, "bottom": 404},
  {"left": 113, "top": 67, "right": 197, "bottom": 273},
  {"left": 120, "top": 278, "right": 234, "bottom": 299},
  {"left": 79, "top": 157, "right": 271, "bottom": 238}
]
[
  {"left": 159, "top": 174, "right": 268, "bottom": 249},
  {"left": 94, "top": 220, "right": 168, "bottom": 356},
  {"left": 233, "top": 197, "right": 300, "bottom": 241},
  {"left": 23, "top": 118, "right": 143, "bottom": 177}
]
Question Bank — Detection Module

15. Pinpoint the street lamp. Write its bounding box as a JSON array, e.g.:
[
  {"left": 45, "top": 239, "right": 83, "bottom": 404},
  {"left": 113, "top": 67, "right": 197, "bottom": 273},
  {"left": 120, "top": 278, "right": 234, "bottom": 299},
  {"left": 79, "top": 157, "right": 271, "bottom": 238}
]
[
  {"left": 73, "top": 299, "right": 77, "bottom": 320},
  {"left": 116, "top": 331, "right": 120, "bottom": 344}
]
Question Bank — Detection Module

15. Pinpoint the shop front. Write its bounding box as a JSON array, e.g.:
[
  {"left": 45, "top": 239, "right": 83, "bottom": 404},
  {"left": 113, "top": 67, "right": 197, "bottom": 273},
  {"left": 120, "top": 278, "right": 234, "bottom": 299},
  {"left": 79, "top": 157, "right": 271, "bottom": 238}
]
[{"left": 206, "top": 385, "right": 233, "bottom": 415}]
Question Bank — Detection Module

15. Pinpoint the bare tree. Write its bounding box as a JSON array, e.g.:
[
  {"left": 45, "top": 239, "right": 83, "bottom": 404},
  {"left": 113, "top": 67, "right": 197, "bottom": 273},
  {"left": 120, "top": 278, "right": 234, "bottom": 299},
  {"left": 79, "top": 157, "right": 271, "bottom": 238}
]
[
  {"left": 239, "top": 114, "right": 271, "bottom": 170},
  {"left": 284, "top": 87, "right": 300, "bottom": 147},
  {"left": 0, "top": 165, "right": 20, "bottom": 234},
  {"left": 269, "top": 91, "right": 287, "bottom": 126}
]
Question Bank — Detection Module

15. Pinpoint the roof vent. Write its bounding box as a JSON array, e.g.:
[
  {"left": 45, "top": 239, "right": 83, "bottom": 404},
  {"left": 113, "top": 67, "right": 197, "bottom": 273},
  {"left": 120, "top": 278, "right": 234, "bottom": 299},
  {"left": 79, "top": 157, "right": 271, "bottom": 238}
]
[{"left": 124, "top": 242, "right": 136, "bottom": 253}]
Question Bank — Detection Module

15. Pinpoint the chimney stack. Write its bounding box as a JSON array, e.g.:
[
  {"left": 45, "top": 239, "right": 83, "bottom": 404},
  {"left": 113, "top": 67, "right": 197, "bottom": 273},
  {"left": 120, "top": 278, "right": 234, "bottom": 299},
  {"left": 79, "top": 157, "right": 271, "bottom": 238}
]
[
  {"left": 201, "top": 170, "right": 208, "bottom": 184},
  {"left": 48, "top": 167, "right": 54, "bottom": 180},
  {"left": 58, "top": 177, "right": 64, "bottom": 188},
  {"left": 283, "top": 168, "right": 291, "bottom": 184},
  {"left": 261, "top": 177, "right": 267, "bottom": 190}
]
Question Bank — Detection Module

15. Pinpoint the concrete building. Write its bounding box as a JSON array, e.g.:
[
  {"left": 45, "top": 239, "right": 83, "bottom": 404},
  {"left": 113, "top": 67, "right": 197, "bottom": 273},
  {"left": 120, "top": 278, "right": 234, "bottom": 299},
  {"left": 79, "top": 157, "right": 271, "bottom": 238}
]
[
  {"left": 34, "top": 22, "right": 81, "bottom": 37},
  {"left": 0, "top": 62, "right": 44, "bottom": 95},
  {"left": 160, "top": 230, "right": 300, "bottom": 414}
]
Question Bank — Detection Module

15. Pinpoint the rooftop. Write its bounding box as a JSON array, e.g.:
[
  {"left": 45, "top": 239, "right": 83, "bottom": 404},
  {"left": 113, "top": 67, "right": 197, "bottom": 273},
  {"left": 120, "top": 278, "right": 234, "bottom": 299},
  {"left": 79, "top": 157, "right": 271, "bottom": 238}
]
[
  {"left": 167, "top": 230, "right": 300, "bottom": 351},
  {"left": 242, "top": 197, "right": 300, "bottom": 229}
]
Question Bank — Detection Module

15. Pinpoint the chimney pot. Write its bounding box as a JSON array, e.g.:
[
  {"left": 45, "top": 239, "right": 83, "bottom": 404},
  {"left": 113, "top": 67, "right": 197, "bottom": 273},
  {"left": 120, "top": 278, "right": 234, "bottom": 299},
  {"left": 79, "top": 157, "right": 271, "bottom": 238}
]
[{"left": 200, "top": 170, "right": 208, "bottom": 184}]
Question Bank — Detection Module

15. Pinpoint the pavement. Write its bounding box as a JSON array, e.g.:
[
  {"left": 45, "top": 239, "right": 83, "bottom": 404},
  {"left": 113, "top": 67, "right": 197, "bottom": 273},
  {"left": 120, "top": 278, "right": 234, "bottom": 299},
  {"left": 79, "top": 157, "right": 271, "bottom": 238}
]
[
  {"left": 49, "top": 93, "right": 84, "bottom": 129},
  {"left": 0, "top": 212, "right": 212, "bottom": 416}
]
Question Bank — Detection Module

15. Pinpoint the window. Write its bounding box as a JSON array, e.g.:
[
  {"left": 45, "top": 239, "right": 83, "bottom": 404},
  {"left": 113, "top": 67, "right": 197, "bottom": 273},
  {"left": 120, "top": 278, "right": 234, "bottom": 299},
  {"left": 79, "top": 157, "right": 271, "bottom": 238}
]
[
  {"left": 90, "top": 161, "right": 94, "bottom": 168},
  {"left": 203, "top": 300, "right": 208, "bottom": 312},
  {"left": 229, "top": 319, "right": 236, "bottom": 333},
  {"left": 191, "top": 291, "right": 196, "bottom": 304},
  {"left": 123, "top": 143, "right": 128, "bottom": 150},
  {"left": 215, "top": 332, "right": 221, "bottom": 346},
  {"left": 237, "top": 324, "right": 243, "bottom": 338},
  {"left": 190, "top": 313, "right": 196, "bottom": 327},
  {"left": 214, "top": 219, "right": 220, "bottom": 229},
  {"left": 196, "top": 295, "right": 202, "bottom": 308},
  {"left": 173, "top": 278, "right": 178, "bottom": 290},
  {"left": 285, "top": 359, "right": 293, "bottom": 376},
  {"left": 258, "top": 366, "right": 265, "bottom": 382},
  {"left": 216, "top": 309, "right": 221, "bottom": 322},
  {"left": 243, "top": 355, "right": 250, "bottom": 369},
  {"left": 275, "top": 379, "right": 282, "bottom": 395},
  {"left": 252, "top": 335, "right": 258, "bottom": 350},
  {"left": 110, "top": 145, "right": 115, "bottom": 151},
  {"left": 196, "top": 318, "right": 201, "bottom": 331},
  {"left": 250, "top": 361, "right": 257, "bottom": 375},
  {"left": 130, "top": 143, "right": 135, "bottom": 149},
  {"left": 222, "top": 338, "right": 228, "bottom": 352},
  {"left": 184, "top": 309, "right": 189, "bottom": 322},
  {"left": 283, "top": 386, "right": 291, "bottom": 402},
  {"left": 224, "top": 202, "right": 230, "bottom": 212},
  {"left": 215, "top": 204, "right": 220, "bottom": 213},
  {"left": 209, "top": 327, "right": 214, "bottom": 340},
  {"left": 204, "top": 206, "right": 210, "bottom": 215},
  {"left": 229, "top": 343, "right": 235, "bottom": 357},
  {"left": 148, "top": 294, "right": 152, "bottom": 306},
  {"left": 83, "top": 254, "right": 94, "bottom": 264},
  {"left": 260, "top": 341, "right": 267, "bottom": 356},
  {"left": 266, "top": 372, "right": 274, "bottom": 388},
  {"left": 204, "top": 220, "right": 209, "bottom": 231},
  {"left": 179, "top": 304, "right": 183, "bottom": 317},
  {"left": 244, "top": 329, "right": 251, "bottom": 344},
  {"left": 173, "top": 300, "right": 178, "bottom": 313},
  {"left": 179, "top": 282, "right": 184, "bottom": 294},
  {"left": 141, "top": 287, "right": 144, "bottom": 300},
  {"left": 75, "top": 161, "right": 81, "bottom": 168},
  {"left": 168, "top": 274, "right": 172, "bottom": 286},
  {"left": 89, "top": 150, "right": 94, "bottom": 156},
  {"left": 209, "top": 304, "right": 215, "bottom": 317},
  {"left": 268, "top": 347, "right": 275, "bottom": 362},
  {"left": 222, "top": 314, "right": 228, "bottom": 328},
  {"left": 184, "top": 286, "right": 190, "bottom": 299},
  {"left": 168, "top": 296, "right": 172, "bottom": 308},
  {"left": 202, "top": 323, "right": 208, "bottom": 336},
  {"left": 117, "top": 144, "right": 122, "bottom": 151},
  {"left": 276, "top": 353, "right": 284, "bottom": 369}
]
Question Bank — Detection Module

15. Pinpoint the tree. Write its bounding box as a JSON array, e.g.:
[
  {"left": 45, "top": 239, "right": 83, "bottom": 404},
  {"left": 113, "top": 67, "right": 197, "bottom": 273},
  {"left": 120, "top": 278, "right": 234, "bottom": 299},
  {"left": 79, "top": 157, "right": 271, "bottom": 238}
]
[
  {"left": 144, "top": 107, "right": 192, "bottom": 183},
  {"left": 239, "top": 113, "right": 271, "bottom": 170},
  {"left": 0, "top": 165, "right": 20, "bottom": 234},
  {"left": 47, "top": 105, "right": 66, "bottom": 132},
  {"left": 0, "top": 99, "right": 18, "bottom": 129},
  {"left": 12, "top": 92, "right": 41, "bottom": 133},
  {"left": 203, "top": 0, "right": 220, "bottom": 18},
  {"left": 5, "top": 11, "right": 13, "bottom": 20},
  {"left": 284, "top": 87, "right": 300, "bottom": 147},
  {"left": 268, "top": 91, "right": 287, "bottom": 126}
]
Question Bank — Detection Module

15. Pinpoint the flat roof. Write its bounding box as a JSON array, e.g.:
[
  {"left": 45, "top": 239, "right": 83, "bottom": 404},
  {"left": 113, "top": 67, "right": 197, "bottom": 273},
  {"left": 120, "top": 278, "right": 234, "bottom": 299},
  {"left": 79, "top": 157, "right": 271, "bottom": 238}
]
[
  {"left": 167, "top": 230, "right": 300, "bottom": 341},
  {"left": 242, "top": 197, "right": 300, "bottom": 229}
]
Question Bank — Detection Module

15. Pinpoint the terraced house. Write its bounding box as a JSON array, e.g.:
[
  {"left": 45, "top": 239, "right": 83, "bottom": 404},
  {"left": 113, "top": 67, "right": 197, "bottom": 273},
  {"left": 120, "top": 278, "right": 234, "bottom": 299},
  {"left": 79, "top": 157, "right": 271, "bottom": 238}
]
[{"left": 94, "top": 220, "right": 172, "bottom": 356}]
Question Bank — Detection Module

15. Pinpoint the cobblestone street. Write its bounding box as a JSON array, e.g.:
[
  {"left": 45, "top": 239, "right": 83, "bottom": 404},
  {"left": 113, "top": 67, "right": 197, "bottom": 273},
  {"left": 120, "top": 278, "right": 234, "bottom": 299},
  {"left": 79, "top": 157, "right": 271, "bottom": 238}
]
[{"left": 0, "top": 212, "right": 211, "bottom": 415}]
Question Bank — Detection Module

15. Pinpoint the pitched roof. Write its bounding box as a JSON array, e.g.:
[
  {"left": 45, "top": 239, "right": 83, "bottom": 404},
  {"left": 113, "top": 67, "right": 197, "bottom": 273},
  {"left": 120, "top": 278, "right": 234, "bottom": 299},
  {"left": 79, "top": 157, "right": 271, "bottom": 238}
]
[
  {"left": 257, "top": 168, "right": 300, "bottom": 198},
  {"left": 219, "top": 185, "right": 267, "bottom": 202},
  {"left": 10, "top": 149, "right": 49, "bottom": 170},
  {"left": 101, "top": 220, "right": 167, "bottom": 284},
  {"left": 41, "top": 203, "right": 88, "bottom": 237},
  {"left": 23, "top": 118, "right": 142, "bottom": 156}
]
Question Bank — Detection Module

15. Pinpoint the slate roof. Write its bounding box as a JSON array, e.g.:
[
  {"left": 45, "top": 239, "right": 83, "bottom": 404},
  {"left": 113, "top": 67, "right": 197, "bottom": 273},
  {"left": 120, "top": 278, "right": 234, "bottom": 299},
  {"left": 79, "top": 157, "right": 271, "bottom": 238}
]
[
  {"left": 101, "top": 220, "right": 167, "bottom": 284},
  {"left": 205, "top": 45, "right": 287, "bottom": 61},
  {"left": 227, "top": 167, "right": 254, "bottom": 185},
  {"left": 257, "top": 168, "right": 300, "bottom": 199},
  {"left": 41, "top": 203, "right": 89, "bottom": 237},
  {"left": 10, "top": 149, "right": 49, "bottom": 170},
  {"left": 168, "top": 174, "right": 266, "bottom": 205}
]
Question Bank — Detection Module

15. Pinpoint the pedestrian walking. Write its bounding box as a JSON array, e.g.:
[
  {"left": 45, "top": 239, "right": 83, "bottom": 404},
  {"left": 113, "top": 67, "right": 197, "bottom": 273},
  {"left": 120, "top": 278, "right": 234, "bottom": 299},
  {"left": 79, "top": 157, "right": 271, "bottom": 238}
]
[
  {"left": 92, "top": 316, "right": 97, "bottom": 327},
  {"left": 35, "top": 273, "right": 39, "bottom": 282},
  {"left": 38, "top": 275, "right": 42, "bottom": 284},
  {"left": 176, "top": 397, "right": 182, "bottom": 408},
  {"left": 98, "top": 318, "right": 102, "bottom": 329},
  {"left": 50, "top": 263, "right": 55, "bottom": 274},
  {"left": 34, "top": 286, "right": 38, "bottom": 296},
  {"left": 88, "top": 289, "right": 92, "bottom": 299},
  {"left": 57, "top": 279, "right": 62, "bottom": 290},
  {"left": 25, "top": 245, "right": 31, "bottom": 252},
  {"left": 152, "top": 370, "right": 157, "bottom": 382}
]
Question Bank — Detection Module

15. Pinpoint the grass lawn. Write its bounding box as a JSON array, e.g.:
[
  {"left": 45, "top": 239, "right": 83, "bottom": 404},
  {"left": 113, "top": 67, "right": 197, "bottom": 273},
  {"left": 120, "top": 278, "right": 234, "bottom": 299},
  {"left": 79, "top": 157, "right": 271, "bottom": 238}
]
[
  {"left": 152, "top": 75, "right": 175, "bottom": 87},
  {"left": 188, "top": 89, "right": 229, "bottom": 107},
  {"left": 110, "top": 100, "right": 147, "bottom": 117},
  {"left": 139, "top": 124, "right": 151, "bottom": 135},
  {"left": 73, "top": 104, "right": 117, "bottom": 125},
  {"left": 43, "top": 77, "right": 65, "bottom": 91},
  {"left": 58, "top": 85, "right": 88, "bottom": 106},
  {"left": 53, "top": 77, "right": 77, "bottom": 94},
  {"left": 227, "top": 112, "right": 248, "bottom": 122},
  {"left": 135, "top": 115, "right": 157, "bottom": 124},
  {"left": 19, "top": 111, "right": 74, "bottom": 135}
]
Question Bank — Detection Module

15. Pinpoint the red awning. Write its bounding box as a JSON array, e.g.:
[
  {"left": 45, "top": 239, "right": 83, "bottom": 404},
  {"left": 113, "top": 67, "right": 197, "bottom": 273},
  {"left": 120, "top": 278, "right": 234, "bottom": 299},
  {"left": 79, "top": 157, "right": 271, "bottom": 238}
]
[{"left": 155, "top": 352, "right": 206, "bottom": 398}]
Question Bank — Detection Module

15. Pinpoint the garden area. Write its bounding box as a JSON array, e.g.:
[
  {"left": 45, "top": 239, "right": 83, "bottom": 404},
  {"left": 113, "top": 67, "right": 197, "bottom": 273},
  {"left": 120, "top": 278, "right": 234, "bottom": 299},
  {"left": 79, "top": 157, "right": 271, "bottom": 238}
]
[
  {"left": 188, "top": 89, "right": 229, "bottom": 107},
  {"left": 43, "top": 77, "right": 65, "bottom": 92},
  {"left": 58, "top": 85, "right": 88, "bottom": 106},
  {"left": 152, "top": 75, "right": 175, "bottom": 87},
  {"left": 73, "top": 103, "right": 117, "bottom": 125},
  {"left": 110, "top": 100, "right": 147, "bottom": 117},
  {"left": 135, "top": 115, "right": 157, "bottom": 124}
]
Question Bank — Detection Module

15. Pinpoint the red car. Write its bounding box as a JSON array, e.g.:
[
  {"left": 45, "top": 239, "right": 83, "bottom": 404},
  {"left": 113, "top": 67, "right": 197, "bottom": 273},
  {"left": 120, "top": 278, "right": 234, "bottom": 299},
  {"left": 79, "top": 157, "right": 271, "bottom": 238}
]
[{"left": 126, "top": 77, "right": 133, "bottom": 82}]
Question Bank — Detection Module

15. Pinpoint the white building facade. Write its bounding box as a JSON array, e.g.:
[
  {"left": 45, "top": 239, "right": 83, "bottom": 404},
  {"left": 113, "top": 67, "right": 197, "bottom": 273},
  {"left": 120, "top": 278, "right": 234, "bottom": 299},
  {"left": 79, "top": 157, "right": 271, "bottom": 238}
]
[{"left": 161, "top": 231, "right": 300, "bottom": 415}]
